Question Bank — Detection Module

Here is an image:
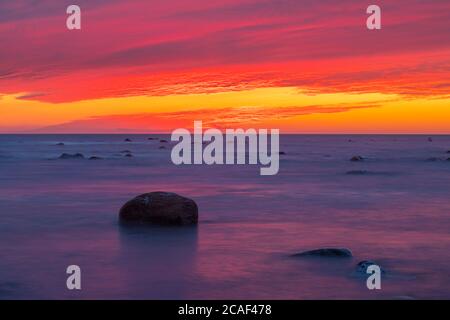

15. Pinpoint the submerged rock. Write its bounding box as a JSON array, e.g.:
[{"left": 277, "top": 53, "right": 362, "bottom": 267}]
[
  {"left": 124, "top": 138, "right": 132, "bottom": 142},
  {"left": 292, "top": 248, "right": 353, "bottom": 258},
  {"left": 279, "top": 151, "right": 287, "bottom": 155},
  {"left": 350, "top": 156, "right": 364, "bottom": 162},
  {"left": 428, "top": 137, "right": 433, "bottom": 142},
  {"left": 356, "top": 260, "right": 386, "bottom": 274},
  {"left": 55, "top": 142, "right": 65, "bottom": 146},
  {"left": 124, "top": 153, "right": 133, "bottom": 158},
  {"left": 346, "top": 170, "right": 368, "bottom": 175},
  {"left": 160, "top": 139, "right": 168, "bottom": 143},
  {"left": 120, "top": 150, "right": 131, "bottom": 153},
  {"left": 89, "top": 156, "right": 103, "bottom": 160},
  {"left": 58, "top": 153, "right": 85, "bottom": 160},
  {"left": 119, "top": 192, "right": 198, "bottom": 226}
]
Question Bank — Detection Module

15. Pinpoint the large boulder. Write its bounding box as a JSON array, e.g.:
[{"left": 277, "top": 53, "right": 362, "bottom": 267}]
[
  {"left": 119, "top": 192, "right": 198, "bottom": 226},
  {"left": 292, "top": 248, "right": 353, "bottom": 258}
]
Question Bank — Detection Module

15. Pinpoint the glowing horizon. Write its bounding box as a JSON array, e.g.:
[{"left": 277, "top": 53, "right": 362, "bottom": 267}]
[{"left": 1, "top": 0, "right": 449, "bottom": 133}]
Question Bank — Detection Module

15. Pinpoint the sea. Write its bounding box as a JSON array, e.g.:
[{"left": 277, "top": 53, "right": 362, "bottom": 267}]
[{"left": 0, "top": 134, "right": 449, "bottom": 299}]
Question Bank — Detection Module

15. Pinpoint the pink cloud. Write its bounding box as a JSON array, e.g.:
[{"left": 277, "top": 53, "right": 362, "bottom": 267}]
[
  {"left": 34, "top": 102, "right": 381, "bottom": 133},
  {"left": 0, "top": 0, "right": 449, "bottom": 102}
]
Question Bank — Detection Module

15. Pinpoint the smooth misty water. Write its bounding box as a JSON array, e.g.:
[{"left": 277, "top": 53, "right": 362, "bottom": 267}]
[{"left": 0, "top": 134, "right": 449, "bottom": 299}]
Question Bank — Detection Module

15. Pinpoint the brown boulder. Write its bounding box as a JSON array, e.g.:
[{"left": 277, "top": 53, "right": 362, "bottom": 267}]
[{"left": 119, "top": 192, "right": 198, "bottom": 226}]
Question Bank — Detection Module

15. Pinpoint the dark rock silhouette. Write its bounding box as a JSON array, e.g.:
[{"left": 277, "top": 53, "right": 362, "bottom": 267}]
[
  {"left": 124, "top": 153, "right": 133, "bottom": 158},
  {"left": 160, "top": 139, "right": 168, "bottom": 143},
  {"left": 292, "top": 248, "right": 353, "bottom": 258},
  {"left": 120, "top": 150, "right": 131, "bottom": 153},
  {"left": 119, "top": 192, "right": 198, "bottom": 226},
  {"left": 350, "top": 155, "right": 364, "bottom": 162},
  {"left": 124, "top": 138, "right": 132, "bottom": 142},
  {"left": 356, "top": 260, "right": 385, "bottom": 274},
  {"left": 279, "top": 151, "right": 286, "bottom": 155},
  {"left": 58, "top": 153, "right": 84, "bottom": 160},
  {"left": 89, "top": 156, "right": 103, "bottom": 160},
  {"left": 346, "top": 170, "right": 368, "bottom": 175},
  {"left": 428, "top": 137, "right": 433, "bottom": 142}
]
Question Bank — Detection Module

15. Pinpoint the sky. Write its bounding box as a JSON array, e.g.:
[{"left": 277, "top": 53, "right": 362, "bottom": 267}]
[{"left": 0, "top": 0, "right": 449, "bottom": 133}]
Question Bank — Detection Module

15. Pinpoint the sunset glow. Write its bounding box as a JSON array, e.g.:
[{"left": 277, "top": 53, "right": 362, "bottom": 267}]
[{"left": 1, "top": 0, "right": 449, "bottom": 133}]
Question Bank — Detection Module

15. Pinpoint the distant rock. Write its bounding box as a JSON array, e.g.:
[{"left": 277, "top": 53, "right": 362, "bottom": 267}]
[
  {"left": 124, "top": 153, "right": 133, "bottom": 158},
  {"left": 292, "top": 248, "right": 353, "bottom": 258},
  {"left": 58, "top": 153, "right": 84, "bottom": 160},
  {"left": 119, "top": 192, "right": 198, "bottom": 226},
  {"left": 120, "top": 150, "right": 131, "bottom": 153},
  {"left": 148, "top": 137, "right": 157, "bottom": 140},
  {"left": 350, "top": 155, "right": 364, "bottom": 162},
  {"left": 428, "top": 137, "right": 433, "bottom": 142},
  {"left": 346, "top": 170, "right": 368, "bottom": 175},
  {"left": 279, "top": 151, "right": 286, "bottom": 155},
  {"left": 446, "top": 150, "right": 450, "bottom": 154},
  {"left": 356, "top": 260, "right": 386, "bottom": 274},
  {"left": 160, "top": 139, "right": 168, "bottom": 143},
  {"left": 89, "top": 156, "right": 103, "bottom": 160},
  {"left": 124, "top": 138, "right": 132, "bottom": 142}
]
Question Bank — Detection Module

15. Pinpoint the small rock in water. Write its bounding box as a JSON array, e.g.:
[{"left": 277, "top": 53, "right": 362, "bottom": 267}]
[
  {"left": 292, "top": 248, "right": 353, "bottom": 258},
  {"left": 350, "top": 155, "right": 364, "bottom": 162},
  {"left": 119, "top": 191, "right": 198, "bottom": 226},
  {"left": 58, "top": 153, "right": 85, "bottom": 160},
  {"left": 55, "top": 142, "right": 65, "bottom": 146},
  {"left": 124, "top": 153, "right": 133, "bottom": 158},
  {"left": 356, "top": 260, "right": 385, "bottom": 274},
  {"left": 89, "top": 156, "right": 103, "bottom": 160},
  {"left": 279, "top": 151, "right": 286, "bottom": 155},
  {"left": 120, "top": 150, "right": 131, "bottom": 153},
  {"left": 446, "top": 150, "right": 450, "bottom": 154},
  {"left": 160, "top": 139, "right": 168, "bottom": 143},
  {"left": 124, "top": 138, "right": 132, "bottom": 142},
  {"left": 428, "top": 137, "right": 433, "bottom": 142},
  {"left": 148, "top": 137, "right": 157, "bottom": 140},
  {"left": 346, "top": 170, "right": 368, "bottom": 175}
]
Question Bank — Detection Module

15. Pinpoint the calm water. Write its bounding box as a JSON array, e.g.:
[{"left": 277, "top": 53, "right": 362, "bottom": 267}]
[{"left": 0, "top": 134, "right": 449, "bottom": 299}]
